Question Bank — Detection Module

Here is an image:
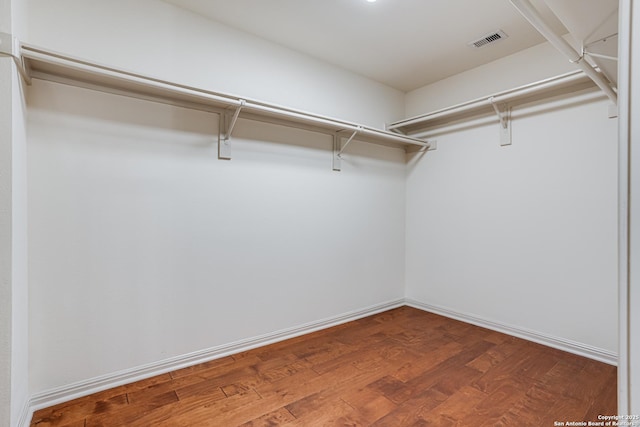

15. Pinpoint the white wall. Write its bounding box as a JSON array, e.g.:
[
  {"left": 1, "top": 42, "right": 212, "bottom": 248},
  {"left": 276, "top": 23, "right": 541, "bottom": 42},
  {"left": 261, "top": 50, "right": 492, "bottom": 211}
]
[
  {"left": 27, "top": 79, "right": 406, "bottom": 394},
  {"left": 25, "top": 0, "right": 405, "bottom": 129},
  {"left": 405, "top": 45, "right": 618, "bottom": 356}
]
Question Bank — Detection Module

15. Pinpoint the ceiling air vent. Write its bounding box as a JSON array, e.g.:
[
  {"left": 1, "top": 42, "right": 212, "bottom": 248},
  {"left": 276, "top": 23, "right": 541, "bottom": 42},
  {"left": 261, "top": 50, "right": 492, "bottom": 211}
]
[{"left": 468, "top": 30, "right": 508, "bottom": 48}]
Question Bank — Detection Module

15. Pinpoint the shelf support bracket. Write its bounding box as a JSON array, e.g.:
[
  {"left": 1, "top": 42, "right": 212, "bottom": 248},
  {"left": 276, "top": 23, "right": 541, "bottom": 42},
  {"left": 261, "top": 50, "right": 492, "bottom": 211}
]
[
  {"left": 489, "top": 97, "right": 511, "bottom": 146},
  {"left": 333, "top": 127, "right": 362, "bottom": 172},
  {"left": 406, "top": 140, "right": 436, "bottom": 154},
  {"left": 218, "top": 99, "right": 245, "bottom": 160},
  {"left": 0, "top": 32, "right": 31, "bottom": 84},
  {"left": 332, "top": 133, "right": 341, "bottom": 171},
  {"left": 338, "top": 127, "right": 361, "bottom": 158},
  {"left": 582, "top": 33, "right": 618, "bottom": 61}
]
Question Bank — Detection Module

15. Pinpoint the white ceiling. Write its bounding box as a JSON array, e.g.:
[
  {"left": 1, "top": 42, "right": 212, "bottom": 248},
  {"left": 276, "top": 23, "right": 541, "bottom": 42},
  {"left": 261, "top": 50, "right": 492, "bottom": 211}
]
[{"left": 163, "top": 0, "right": 569, "bottom": 92}]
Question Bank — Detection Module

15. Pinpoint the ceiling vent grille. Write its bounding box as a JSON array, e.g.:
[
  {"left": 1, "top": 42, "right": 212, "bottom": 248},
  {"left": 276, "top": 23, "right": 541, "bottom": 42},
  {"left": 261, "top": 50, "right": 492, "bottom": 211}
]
[{"left": 468, "top": 30, "right": 508, "bottom": 48}]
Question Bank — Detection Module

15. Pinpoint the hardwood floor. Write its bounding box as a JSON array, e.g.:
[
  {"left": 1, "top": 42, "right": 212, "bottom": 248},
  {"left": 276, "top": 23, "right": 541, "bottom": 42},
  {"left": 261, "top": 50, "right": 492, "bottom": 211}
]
[{"left": 31, "top": 306, "right": 617, "bottom": 426}]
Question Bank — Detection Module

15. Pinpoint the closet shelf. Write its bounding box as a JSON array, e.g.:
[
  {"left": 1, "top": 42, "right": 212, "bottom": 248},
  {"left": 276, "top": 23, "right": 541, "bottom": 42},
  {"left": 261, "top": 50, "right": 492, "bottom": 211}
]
[
  {"left": 387, "top": 70, "right": 597, "bottom": 136},
  {"left": 19, "top": 44, "right": 430, "bottom": 164}
]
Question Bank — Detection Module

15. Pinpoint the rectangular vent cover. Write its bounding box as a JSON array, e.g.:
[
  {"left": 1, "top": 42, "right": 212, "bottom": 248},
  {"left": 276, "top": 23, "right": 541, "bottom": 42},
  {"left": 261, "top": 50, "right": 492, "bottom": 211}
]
[{"left": 468, "top": 30, "right": 508, "bottom": 48}]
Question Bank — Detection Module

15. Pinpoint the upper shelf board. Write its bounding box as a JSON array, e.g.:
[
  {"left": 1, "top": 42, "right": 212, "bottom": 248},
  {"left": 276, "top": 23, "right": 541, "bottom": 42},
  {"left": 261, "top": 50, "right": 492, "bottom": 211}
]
[
  {"left": 19, "top": 44, "right": 430, "bottom": 151},
  {"left": 388, "top": 70, "right": 598, "bottom": 135}
]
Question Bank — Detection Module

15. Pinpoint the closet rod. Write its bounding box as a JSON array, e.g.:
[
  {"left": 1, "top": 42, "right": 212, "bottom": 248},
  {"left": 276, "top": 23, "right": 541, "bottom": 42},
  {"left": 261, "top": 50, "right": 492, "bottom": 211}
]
[{"left": 387, "top": 70, "right": 590, "bottom": 132}]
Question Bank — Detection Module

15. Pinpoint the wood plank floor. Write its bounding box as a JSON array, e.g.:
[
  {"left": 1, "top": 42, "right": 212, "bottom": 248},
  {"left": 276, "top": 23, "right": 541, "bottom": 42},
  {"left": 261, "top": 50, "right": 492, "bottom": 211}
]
[{"left": 31, "top": 306, "right": 617, "bottom": 426}]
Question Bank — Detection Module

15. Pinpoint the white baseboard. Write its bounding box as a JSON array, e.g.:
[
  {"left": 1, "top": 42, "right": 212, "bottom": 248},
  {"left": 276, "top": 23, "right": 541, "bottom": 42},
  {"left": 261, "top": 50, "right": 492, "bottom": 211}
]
[
  {"left": 405, "top": 298, "right": 618, "bottom": 366},
  {"left": 28, "top": 299, "right": 405, "bottom": 414},
  {"left": 16, "top": 398, "right": 32, "bottom": 427}
]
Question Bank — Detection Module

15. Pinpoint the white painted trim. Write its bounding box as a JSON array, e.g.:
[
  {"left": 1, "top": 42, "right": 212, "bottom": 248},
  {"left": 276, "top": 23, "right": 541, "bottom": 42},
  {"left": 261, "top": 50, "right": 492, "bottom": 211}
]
[
  {"left": 405, "top": 299, "right": 617, "bottom": 366},
  {"left": 28, "top": 299, "right": 404, "bottom": 412},
  {"left": 17, "top": 399, "right": 32, "bottom": 427},
  {"left": 618, "top": 0, "right": 640, "bottom": 414}
]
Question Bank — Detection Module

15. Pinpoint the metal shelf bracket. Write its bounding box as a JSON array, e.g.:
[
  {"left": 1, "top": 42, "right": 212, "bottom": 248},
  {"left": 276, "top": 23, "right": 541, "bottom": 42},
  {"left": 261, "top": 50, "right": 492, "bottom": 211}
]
[
  {"left": 338, "top": 127, "right": 362, "bottom": 158},
  {"left": 489, "top": 97, "right": 512, "bottom": 146},
  {"left": 218, "top": 99, "right": 246, "bottom": 160},
  {"left": 332, "top": 134, "right": 341, "bottom": 171},
  {"left": 332, "top": 127, "right": 362, "bottom": 171},
  {"left": 406, "top": 140, "right": 436, "bottom": 154}
]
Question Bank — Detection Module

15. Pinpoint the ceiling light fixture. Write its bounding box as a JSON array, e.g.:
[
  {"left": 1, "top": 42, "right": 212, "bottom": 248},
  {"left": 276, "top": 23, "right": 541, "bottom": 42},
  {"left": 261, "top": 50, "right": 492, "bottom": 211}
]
[{"left": 366, "top": 0, "right": 376, "bottom": 3}]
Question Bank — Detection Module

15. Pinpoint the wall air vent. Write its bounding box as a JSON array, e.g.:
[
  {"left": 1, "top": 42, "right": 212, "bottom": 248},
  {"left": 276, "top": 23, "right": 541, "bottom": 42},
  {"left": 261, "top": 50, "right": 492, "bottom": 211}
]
[{"left": 468, "top": 30, "right": 508, "bottom": 48}]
